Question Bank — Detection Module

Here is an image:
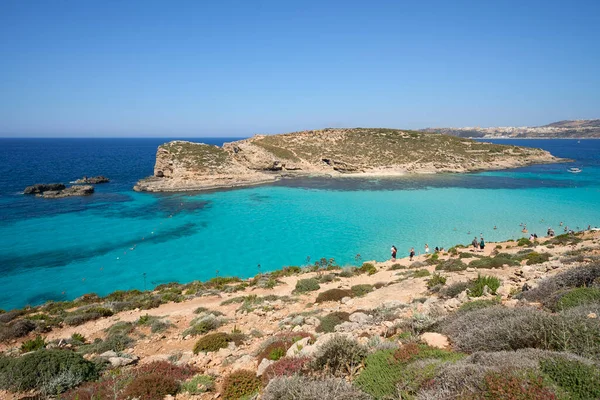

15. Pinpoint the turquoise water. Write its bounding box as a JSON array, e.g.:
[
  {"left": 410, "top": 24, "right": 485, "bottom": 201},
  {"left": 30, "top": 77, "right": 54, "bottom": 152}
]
[{"left": 1, "top": 139, "right": 599, "bottom": 310}]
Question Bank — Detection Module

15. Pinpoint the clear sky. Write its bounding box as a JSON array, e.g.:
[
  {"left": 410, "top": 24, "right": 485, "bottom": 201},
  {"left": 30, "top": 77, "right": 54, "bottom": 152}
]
[{"left": 1, "top": 0, "right": 599, "bottom": 137}]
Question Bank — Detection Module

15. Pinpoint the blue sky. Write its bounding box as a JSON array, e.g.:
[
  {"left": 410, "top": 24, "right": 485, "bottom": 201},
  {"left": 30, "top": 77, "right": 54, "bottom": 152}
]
[{"left": 0, "top": 0, "right": 599, "bottom": 137}]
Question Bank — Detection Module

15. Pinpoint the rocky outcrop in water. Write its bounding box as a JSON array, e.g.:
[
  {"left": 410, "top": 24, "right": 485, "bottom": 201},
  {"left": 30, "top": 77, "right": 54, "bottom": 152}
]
[
  {"left": 24, "top": 184, "right": 94, "bottom": 198},
  {"left": 73, "top": 176, "right": 110, "bottom": 184},
  {"left": 135, "top": 128, "right": 564, "bottom": 192}
]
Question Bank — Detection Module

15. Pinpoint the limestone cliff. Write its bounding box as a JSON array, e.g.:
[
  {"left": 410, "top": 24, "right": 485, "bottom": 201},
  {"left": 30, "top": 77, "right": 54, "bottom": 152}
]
[{"left": 134, "top": 128, "right": 562, "bottom": 192}]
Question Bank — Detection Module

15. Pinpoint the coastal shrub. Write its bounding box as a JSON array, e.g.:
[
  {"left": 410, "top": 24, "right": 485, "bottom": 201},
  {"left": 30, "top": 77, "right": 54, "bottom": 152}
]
[
  {"left": 105, "top": 321, "right": 135, "bottom": 336},
  {"left": 448, "top": 247, "right": 458, "bottom": 256},
  {"left": 413, "top": 269, "right": 431, "bottom": 278},
  {"left": 138, "top": 315, "right": 173, "bottom": 334},
  {"left": 316, "top": 289, "right": 353, "bottom": 303},
  {"left": 263, "top": 376, "right": 371, "bottom": 400},
  {"left": 427, "top": 273, "right": 447, "bottom": 289},
  {"left": 294, "top": 278, "right": 321, "bottom": 294},
  {"left": 458, "top": 298, "right": 501, "bottom": 313},
  {"left": 64, "top": 312, "right": 102, "bottom": 326},
  {"left": 135, "top": 360, "right": 197, "bottom": 381},
  {"left": 482, "top": 372, "right": 557, "bottom": 399},
  {"left": 540, "top": 357, "right": 600, "bottom": 399},
  {"left": 441, "top": 281, "right": 469, "bottom": 298},
  {"left": 123, "top": 373, "right": 179, "bottom": 400},
  {"left": 389, "top": 263, "right": 405, "bottom": 270},
  {"left": 21, "top": 335, "right": 46, "bottom": 352},
  {"left": 316, "top": 311, "right": 350, "bottom": 333},
  {"left": 318, "top": 273, "right": 336, "bottom": 283},
  {"left": 435, "top": 258, "right": 467, "bottom": 272},
  {"left": 71, "top": 332, "right": 86, "bottom": 344},
  {"left": 181, "top": 374, "right": 215, "bottom": 394},
  {"left": 468, "top": 274, "right": 500, "bottom": 297},
  {"left": 0, "top": 349, "right": 99, "bottom": 394},
  {"left": 256, "top": 332, "right": 314, "bottom": 362},
  {"left": 0, "top": 309, "right": 24, "bottom": 323},
  {"left": 312, "top": 335, "right": 368, "bottom": 376},
  {"left": 556, "top": 287, "right": 600, "bottom": 310},
  {"left": 358, "top": 262, "right": 377, "bottom": 275},
  {"left": 261, "top": 356, "right": 311, "bottom": 384},
  {"left": 0, "top": 319, "right": 36, "bottom": 341},
  {"left": 439, "top": 305, "right": 600, "bottom": 358},
  {"left": 79, "top": 332, "right": 134, "bottom": 354},
  {"left": 520, "top": 263, "right": 600, "bottom": 304},
  {"left": 221, "top": 370, "right": 261, "bottom": 400},
  {"left": 269, "top": 266, "right": 302, "bottom": 278},
  {"left": 549, "top": 233, "right": 582, "bottom": 246},
  {"left": 257, "top": 341, "right": 287, "bottom": 362},
  {"left": 518, "top": 237, "right": 533, "bottom": 247},
  {"left": 193, "top": 332, "right": 232, "bottom": 354},
  {"left": 374, "top": 281, "right": 387, "bottom": 289},
  {"left": 339, "top": 267, "right": 356, "bottom": 277},
  {"left": 469, "top": 254, "right": 521, "bottom": 269},
  {"left": 351, "top": 284, "right": 373, "bottom": 297},
  {"left": 205, "top": 276, "right": 242, "bottom": 290},
  {"left": 459, "top": 252, "right": 475, "bottom": 259},
  {"left": 184, "top": 317, "right": 220, "bottom": 336},
  {"left": 524, "top": 251, "right": 551, "bottom": 265}
]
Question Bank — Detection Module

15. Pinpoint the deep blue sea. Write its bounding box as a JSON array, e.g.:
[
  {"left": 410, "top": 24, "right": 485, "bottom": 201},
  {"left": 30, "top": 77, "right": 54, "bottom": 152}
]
[{"left": 1, "top": 138, "right": 599, "bottom": 310}]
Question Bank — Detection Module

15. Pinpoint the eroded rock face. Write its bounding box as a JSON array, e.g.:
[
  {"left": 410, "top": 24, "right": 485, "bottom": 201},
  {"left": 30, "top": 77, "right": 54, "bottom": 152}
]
[
  {"left": 73, "top": 176, "right": 110, "bottom": 184},
  {"left": 23, "top": 183, "right": 66, "bottom": 194}
]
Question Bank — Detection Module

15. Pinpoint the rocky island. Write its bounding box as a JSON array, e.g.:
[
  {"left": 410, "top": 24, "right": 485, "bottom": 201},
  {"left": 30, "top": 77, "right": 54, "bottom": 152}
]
[
  {"left": 23, "top": 183, "right": 95, "bottom": 198},
  {"left": 134, "top": 128, "right": 562, "bottom": 192}
]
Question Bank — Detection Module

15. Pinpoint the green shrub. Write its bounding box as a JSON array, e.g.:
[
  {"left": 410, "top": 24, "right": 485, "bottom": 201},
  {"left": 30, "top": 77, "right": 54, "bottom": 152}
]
[
  {"left": 79, "top": 332, "right": 134, "bottom": 354},
  {"left": 469, "top": 274, "right": 501, "bottom": 297},
  {"left": 193, "top": 332, "right": 232, "bottom": 354},
  {"left": 556, "top": 287, "right": 600, "bottom": 310},
  {"left": 21, "top": 335, "right": 46, "bottom": 352},
  {"left": 105, "top": 321, "right": 134, "bottom": 336},
  {"left": 123, "top": 373, "right": 179, "bottom": 400},
  {"left": 0, "top": 319, "right": 36, "bottom": 341},
  {"left": 524, "top": 252, "right": 551, "bottom": 265},
  {"left": 315, "top": 289, "right": 353, "bottom": 303},
  {"left": 389, "top": 263, "right": 405, "bottom": 270},
  {"left": 482, "top": 371, "right": 557, "bottom": 399},
  {"left": 427, "top": 273, "right": 447, "bottom": 289},
  {"left": 71, "top": 332, "right": 86, "bottom": 344},
  {"left": 459, "top": 252, "right": 475, "bottom": 259},
  {"left": 221, "top": 370, "right": 261, "bottom": 400},
  {"left": 257, "top": 340, "right": 288, "bottom": 362},
  {"left": 181, "top": 374, "right": 214, "bottom": 394},
  {"left": 540, "top": 357, "right": 600, "bottom": 399},
  {"left": 294, "top": 278, "right": 321, "bottom": 294},
  {"left": 458, "top": 298, "right": 501, "bottom": 313},
  {"left": 339, "top": 268, "right": 356, "bottom": 277},
  {"left": 448, "top": 247, "right": 458, "bottom": 256},
  {"left": 441, "top": 281, "right": 469, "bottom": 298},
  {"left": 184, "top": 317, "right": 219, "bottom": 336},
  {"left": 517, "top": 237, "right": 533, "bottom": 247},
  {"left": 413, "top": 269, "right": 431, "bottom": 278},
  {"left": 0, "top": 349, "right": 99, "bottom": 394},
  {"left": 312, "top": 335, "right": 368, "bottom": 376},
  {"left": 435, "top": 258, "right": 467, "bottom": 272},
  {"left": 358, "top": 263, "right": 377, "bottom": 275},
  {"left": 351, "top": 284, "right": 374, "bottom": 297},
  {"left": 261, "top": 356, "right": 311, "bottom": 385},
  {"left": 316, "top": 311, "right": 350, "bottom": 333}
]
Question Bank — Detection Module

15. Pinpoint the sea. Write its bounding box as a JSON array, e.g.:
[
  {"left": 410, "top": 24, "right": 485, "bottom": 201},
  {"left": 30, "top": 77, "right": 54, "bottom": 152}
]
[{"left": 1, "top": 138, "right": 599, "bottom": 311}]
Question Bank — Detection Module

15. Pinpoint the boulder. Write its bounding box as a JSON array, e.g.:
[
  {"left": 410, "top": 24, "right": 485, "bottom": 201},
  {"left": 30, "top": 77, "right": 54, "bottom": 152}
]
[
  {"left": 42, "top": 185, "right": 94, "bottom": 198},
  {"left": 74, "top": 176, "right": 110, "bottom": 184},
  {"left": 23, "top": 183, "right": 65, "bottom": 194},
  {"left": 286, "top": 337, "right": 312, "bottom": 357},
  {"left": 257, "top": 358, "right": 275, "bottom": 376},
  {"left": 420, "top": 332, "right": 450, "bottom": 349},
  {"left": 349, "top": 312, "right": 373, "bottom": 324}
]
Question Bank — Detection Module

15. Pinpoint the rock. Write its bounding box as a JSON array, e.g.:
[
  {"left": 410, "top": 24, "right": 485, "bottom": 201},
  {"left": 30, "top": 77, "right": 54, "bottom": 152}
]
[
  {"left": 305, "top": 317, "right": 320, "bottom": 326},
  {"left": 420, "top": 332, "right": 450, "bottom": 349},
  {"left": 349, "top": 312, "right": 373, "bottom": 324},
  {"left": 457, "top": 290, "right": 469, "bottom": 303},
  {"left": 588, "top": 313, "right": 598, "bottom": 319},
  {"left": 341, "top": 297, "right": 352, "bottom": 304},
  {"left": 286, "top": 337, "right": 312, "bottom": 357},
  {"left": 107, "top": 355, "right": 138, "bottom": 368},
  {"left": 444, "top": 298, "right": 461, "bottom": 310},
  {"left": 73, "top": 176, "right": 110, "bottom": 184},
  {"left": 383, "top": 300, "right": 404, "bottom": 309},
  {"left": 31, "top": 184, "right": 95, "bottom": 198},
  {"left": 482, "top": 285, "right": 491, "bottom": 297},
  {"left": 334, "top": 321, "right": 361, "bottom": 332},
  {"left": 257, "top": 358, "right": 275, "bottom": 376},
  {"left": 23, "top": 183, "right": 65, "bottom": 194},
  {"left": 496, "top": 284, "right": 514, "bottom": 298},
  {"left": 231, "top": 354, "right": 255, "bottom": 371},
  {"left": 291, "top": 316, "right": 305, "bottom": 326}
]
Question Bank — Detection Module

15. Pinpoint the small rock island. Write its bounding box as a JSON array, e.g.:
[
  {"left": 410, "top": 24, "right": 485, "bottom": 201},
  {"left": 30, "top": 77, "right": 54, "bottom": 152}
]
[
  {"left": 134, "top": 128, "right": 562, "bottom": 192},
  {"left": 73, "top": 176, "right": 110, "bottom": 184},
  {"left": 24, "top": 183, "right": 95, "bottom": 198}
]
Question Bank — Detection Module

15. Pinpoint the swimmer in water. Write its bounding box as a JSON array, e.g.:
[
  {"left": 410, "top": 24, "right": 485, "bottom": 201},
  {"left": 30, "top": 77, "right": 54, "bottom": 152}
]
[{"left": 493, "top": 226, "right": 497, "bottom": 230}]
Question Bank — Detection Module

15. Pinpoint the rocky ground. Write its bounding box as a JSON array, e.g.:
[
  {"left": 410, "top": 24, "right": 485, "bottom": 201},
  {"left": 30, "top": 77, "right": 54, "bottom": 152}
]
[{"left": 1, "top": 231, "right": 599, "bottom": 399}]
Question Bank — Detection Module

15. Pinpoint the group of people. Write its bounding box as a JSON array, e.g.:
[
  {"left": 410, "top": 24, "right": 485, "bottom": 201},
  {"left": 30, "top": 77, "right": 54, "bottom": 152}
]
[
  {"left": 471, "top": 236, "right": 485, "bottom": 252},
  {"left": 390, "top": 243, "right": 446, "bottom": 262}
]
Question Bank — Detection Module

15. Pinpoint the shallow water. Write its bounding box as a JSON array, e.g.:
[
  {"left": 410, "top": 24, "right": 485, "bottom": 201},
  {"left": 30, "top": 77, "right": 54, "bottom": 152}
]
[{"left": 0, "top": 138, "right": 599, "bottom": 310}]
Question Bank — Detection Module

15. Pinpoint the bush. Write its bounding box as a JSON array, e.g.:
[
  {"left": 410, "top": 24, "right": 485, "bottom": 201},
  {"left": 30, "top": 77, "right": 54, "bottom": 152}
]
[
  {"left": 389, "top": 263, "right": 405, "bottom": 270},
  {"left": 540, "top": 357, "right": 600, "bottom": 399},
  {"left": 469, "top": 254, "right": 521, "bottom": 269},
  {"left": 413, "top": 269, "right": 431, "bottom": 278},
  {"left": 518, "top": 238, "right": 533, "bottom": 247},
  {"left": 257, "top": 341, "right": 288, "bottom": 362},
  {"left": 181, "top": 374, "right": 215, "bottom": 394},
  {"left": 135, "top": 360, "right": 197, "bottom": 381},
  {"left": 0, "top": 319, "right": 36, "bottom": 341},
  {"left": 351, "top": 284, "right": 374, "bottom": 297},
  {"left": 459, "top": 252, "right": 475, "bottom": 259},
  {"left": 262, "top": 356, "right": 311, "bottom": 384},
  {"left": 435, "top": 258, "right": 467, "bottom": 272},
  {"left": 184, "top": 317, "right": 219, "bottom": 336},
  {"left": 256, "top": 332, "right": 314, "bottom": 362},
  {"left": 441, "top": 281, "right": 469, "bottom": 298},
  {"left": 556, "top": 287, "right": 600, "bottom": 310},
  {"left": 123, "top": 373, "right": 179, "bottom": 400},
  {"left": 312, "top": 335, "right": 368, "bottom": 376},
  {"left": 79, "top": 332, "right": 133, "bottom": 354},
  {"left": 469, "top": 274, "right": 500, "bottom": 297},
  {"left": 316, "top": 311, "right": 350, "bottom": 333},
  {"left": 193, "top": 332, "right": 232, "bottom": 354},
  {"left": 221, "top": 370, "right": 261, "bottom": 400},
  {"left": 21, "top": 335, "right": 46, "bottom": 352},
  {"left": 358, "top": 263, "right": 377, "bottom": 275},
  {"left": 439, "top": 306, "right": 600, "bottom": 359},
  {"left": 0, "top": 349, "right": 98, "bottom": 394},
  {"left": 458, "top": 298, "right": 500, "bottom": 313},
  {"left": 524, "top": 252, "right": 551, "bottom": 265},
  {"left": 315, "top": 289, "right": 353, "bottom": 303},
  {"left": 483, "top": 372, "right": 557, "bottom": 399},
  {"left": 427, "top": 273, "right": 447, "bottom": 289},
  {"left": 294, "top": 278, "right": 321, "bottom": 294},
  {"left": 71, "top": 332, "right": 86, "bottom": 344},
  {"left": 263, "top": 376, "right": 371, "bottom": 400}
]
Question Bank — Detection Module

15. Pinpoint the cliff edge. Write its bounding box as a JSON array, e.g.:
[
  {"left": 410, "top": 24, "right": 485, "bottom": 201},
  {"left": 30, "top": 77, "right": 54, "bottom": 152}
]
[{"left": 134, "top": 128, "right": 562, "bottom": 192}]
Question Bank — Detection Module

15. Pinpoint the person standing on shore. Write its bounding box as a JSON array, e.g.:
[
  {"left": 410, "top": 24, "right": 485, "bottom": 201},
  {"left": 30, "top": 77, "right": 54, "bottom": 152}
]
[
  {"left": 479, "top": 237, "right": 485, "bottom": 251},
  {"left": 472, "top": 236, "right": 478, "bottom": 250},
  {"left": 409, "top": 247, "right": 415, "bottom": 261},
  {"left": 425, "top": 244, "right": 430, "bottom": 254},
  {"left": 391, "top": 245, "right": 397, "bottom": 261}
]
